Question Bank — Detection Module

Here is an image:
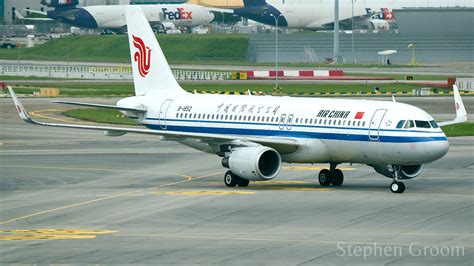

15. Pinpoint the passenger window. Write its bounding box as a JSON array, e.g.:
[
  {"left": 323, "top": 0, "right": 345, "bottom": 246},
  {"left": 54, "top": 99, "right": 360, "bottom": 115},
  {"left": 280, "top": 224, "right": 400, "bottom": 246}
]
[
  {"left": 357, "top": 121, "right": 360, "bottom": 127},
  {"left": 193, "top": 114, "right": 197, "bottom": 119},
  {"left": 415, "top": 120, "right": 431, "bottom": 128},
  {"left": 404, "top": 120, "right": 415, "bottom": 128},
  {"left": 396, "top": 120, "right": 406, "bottom": 128},
  {"left": 310, "top": 119, "right": 313, "bottom": 124},
  {"left": 362, "top": 121, "right": 365, "bottom": 127},
  {"left": 338, "top": 120, "right": 342, "bottom": 125},
  {"left": 429, "top": 120, "right": 439, "bottom": 128}
]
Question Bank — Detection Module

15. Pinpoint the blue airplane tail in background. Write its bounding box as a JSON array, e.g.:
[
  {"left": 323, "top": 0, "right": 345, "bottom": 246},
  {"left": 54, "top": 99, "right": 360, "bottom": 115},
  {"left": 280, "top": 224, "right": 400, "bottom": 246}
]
[{"left": 41, "top": 0, "right": 79, "bottom": 9}]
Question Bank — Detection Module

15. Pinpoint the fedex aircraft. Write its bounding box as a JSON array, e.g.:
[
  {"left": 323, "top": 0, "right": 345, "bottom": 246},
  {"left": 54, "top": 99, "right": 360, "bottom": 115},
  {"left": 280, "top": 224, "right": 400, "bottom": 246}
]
[
  {"left": 37, "top": 0, "right": 214, "bottom": 30},
  {"left": 9, "top": 6, "right": 467, "bottom": 194},
  {"left": 234, "top": 0, "right": 474, "bottom": 30}
]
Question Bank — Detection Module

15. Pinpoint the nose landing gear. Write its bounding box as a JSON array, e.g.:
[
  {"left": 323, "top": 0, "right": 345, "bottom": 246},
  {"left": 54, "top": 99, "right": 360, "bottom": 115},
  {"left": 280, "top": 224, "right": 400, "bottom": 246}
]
[{"left": 390, "top": 165, "right": 405, "bottom": 193}]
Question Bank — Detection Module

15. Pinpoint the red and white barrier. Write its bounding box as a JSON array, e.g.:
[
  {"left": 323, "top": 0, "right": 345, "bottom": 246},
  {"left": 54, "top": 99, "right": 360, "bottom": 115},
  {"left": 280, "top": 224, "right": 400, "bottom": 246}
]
[{"left": 246, "top": 70, "right": 344, "bottom": 79}]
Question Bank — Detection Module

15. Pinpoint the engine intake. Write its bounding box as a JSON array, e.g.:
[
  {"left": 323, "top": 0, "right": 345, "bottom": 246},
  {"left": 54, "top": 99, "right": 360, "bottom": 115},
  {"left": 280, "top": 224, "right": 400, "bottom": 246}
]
[
  {"left": 222, "top": 146, "right": 281, "bottom": 181},
  {"left": 372, "top": 165, "right": 424, "bottom": 180}
]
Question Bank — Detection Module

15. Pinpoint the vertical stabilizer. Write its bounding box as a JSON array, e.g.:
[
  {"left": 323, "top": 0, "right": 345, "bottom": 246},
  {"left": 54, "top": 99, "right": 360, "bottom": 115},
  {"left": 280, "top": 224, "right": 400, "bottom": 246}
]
[{"left": 125, "top": 6, "right": 185, "bottom": 97}]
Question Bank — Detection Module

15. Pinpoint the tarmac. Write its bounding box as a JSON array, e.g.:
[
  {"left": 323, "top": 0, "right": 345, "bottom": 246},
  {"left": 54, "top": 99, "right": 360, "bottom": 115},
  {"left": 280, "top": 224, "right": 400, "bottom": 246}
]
[{"left": 0, "top": 97, "right": 473, "bottom": 264}]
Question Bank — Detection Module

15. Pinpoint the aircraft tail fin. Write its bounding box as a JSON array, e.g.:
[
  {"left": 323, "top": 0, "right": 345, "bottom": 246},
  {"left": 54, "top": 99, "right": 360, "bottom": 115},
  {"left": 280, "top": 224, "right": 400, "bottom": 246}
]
[
  {"left": 243, "top": 0, "right": 267, "bottom": 7},
  {"left": 125, "top": 6, "right": 186, "bottom": 97}
]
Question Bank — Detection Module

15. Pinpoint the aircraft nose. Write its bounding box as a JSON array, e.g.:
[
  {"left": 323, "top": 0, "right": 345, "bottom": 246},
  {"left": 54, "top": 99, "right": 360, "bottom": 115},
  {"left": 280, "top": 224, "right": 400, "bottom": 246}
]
[
  {"left": 425, "top": 140, "right": 449, "bottom": 161},
  {"left": 208, "top": 11, "right": 215, "bottom": 22}
]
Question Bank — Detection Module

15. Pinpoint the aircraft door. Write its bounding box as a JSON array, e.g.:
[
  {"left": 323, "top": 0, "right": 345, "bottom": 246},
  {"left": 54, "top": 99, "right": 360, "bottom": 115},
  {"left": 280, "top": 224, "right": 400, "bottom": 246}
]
[
  {"left": 278, "top": 114, "right": 287, "bottom": 130},
  {"left": 286, "top": 114, "right": 294, "bottom": 130},
  {"left": 159, "top": 99, "right": 173, "bottom": 129},
  {"left": 368, "top": 109, "right": 387, "bottom": 141}
]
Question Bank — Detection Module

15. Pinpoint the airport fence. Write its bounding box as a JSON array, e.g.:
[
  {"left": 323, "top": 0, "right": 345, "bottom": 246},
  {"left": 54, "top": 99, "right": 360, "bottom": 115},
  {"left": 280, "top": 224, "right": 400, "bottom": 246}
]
[{"left": 0, "top": 64, "right": 231, "bottom": 81}]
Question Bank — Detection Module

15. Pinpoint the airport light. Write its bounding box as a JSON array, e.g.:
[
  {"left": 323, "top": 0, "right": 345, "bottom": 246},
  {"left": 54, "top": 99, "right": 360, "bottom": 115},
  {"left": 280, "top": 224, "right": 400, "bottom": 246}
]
[
  {"left": 351, "top": 0, "right": 355, "bottom": 63},
  {"left": 408, "top": 43, "right": 416, "bottom": 65},
  {"left": 334, "top": 0, "right": 340, "bottom": 64},
  {"left": 270, "top": 13, "right": 284, "bottom": 91}
]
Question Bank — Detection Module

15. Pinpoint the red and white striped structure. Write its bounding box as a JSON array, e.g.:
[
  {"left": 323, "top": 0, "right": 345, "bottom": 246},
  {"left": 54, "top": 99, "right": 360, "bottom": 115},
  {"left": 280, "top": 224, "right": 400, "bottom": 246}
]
[{"left": 245, "top": 70, "right": 344, "bottom": 79}]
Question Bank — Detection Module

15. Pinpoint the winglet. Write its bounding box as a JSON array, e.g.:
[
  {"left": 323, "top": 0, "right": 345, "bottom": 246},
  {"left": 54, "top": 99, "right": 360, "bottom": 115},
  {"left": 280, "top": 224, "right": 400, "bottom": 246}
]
[
  {"left": 438, "top": 85, "right": 468, "bottom": 126},
  {"left": 8, "top": 86, "right": 35, "bottom": 124}
]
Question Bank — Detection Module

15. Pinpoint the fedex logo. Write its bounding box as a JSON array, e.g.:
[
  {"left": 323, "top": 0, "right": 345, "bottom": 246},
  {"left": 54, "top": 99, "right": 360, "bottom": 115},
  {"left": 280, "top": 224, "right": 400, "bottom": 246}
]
[{"left": 162, "top": 8, "right": 193, "bottom": 20}]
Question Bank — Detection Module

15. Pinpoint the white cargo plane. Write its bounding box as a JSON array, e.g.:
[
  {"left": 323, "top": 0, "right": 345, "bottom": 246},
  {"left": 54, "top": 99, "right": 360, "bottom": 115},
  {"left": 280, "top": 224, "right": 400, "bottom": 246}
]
[{"left": 9, "top": 6, "right": 467, "bottom": 193}]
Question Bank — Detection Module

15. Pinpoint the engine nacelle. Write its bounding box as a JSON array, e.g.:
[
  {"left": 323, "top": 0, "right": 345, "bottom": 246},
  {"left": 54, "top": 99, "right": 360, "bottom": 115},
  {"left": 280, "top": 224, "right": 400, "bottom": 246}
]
[
  {"left": 222, "top": 147, "right": 281, "bottom": 181},
  {"left": 372, "top": 165, "right": 424, "bottom": 180},
  {"left": 41, "top": 0, "right": 78, "bottom": 8}
]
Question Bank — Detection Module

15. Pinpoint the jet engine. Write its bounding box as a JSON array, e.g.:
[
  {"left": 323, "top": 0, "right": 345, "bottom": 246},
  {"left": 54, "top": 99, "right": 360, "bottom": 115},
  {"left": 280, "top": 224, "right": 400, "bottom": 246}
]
[
  {"left": 222, "top": 146, "right": 281, "bottom": 181},
  {"left": 372, "top": 165, "right": 424, "bottom": 179}
]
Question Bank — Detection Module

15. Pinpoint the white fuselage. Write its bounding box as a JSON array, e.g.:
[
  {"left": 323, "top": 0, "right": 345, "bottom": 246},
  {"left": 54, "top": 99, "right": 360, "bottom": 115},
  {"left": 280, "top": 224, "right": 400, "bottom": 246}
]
[
  {"left": 118, "top": 93, "right": 449, "bottom": 166},
  {"left": 84, "top": 4, "right": 214, "bottom": 29},
  {"left": 265, "top": 0, "right": 474, "bottom": 29}
]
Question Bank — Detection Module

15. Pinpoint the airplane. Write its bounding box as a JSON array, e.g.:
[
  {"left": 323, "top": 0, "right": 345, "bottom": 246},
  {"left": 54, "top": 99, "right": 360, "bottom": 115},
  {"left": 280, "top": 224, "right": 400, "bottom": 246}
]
[
  {"left": 9, "top": 6, "right": 468, "bottom": 194},
  {"left": 36, "top": 0, "right": 214, "bottom": 31},
  {"left": 233, "top": 0, "right": 474, "bottom": 30}
]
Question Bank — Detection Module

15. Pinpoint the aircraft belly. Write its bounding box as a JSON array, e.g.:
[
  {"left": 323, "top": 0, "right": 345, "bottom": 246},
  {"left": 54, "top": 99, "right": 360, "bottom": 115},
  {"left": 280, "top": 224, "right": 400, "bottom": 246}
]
[{"left": 281, "top": 139, "right": 330, "bottom": 163}]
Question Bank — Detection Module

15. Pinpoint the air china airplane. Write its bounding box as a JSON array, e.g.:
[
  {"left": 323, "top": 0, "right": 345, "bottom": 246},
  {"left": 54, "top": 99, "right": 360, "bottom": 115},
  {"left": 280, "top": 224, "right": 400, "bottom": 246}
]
[{"left": 9, "top": 6, "right": 467, "bottom": 194}]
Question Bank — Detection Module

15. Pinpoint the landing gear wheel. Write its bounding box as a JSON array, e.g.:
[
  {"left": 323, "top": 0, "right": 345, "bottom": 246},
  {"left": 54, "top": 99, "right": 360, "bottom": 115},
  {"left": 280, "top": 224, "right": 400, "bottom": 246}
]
[
  {"left": 224, "top": 170, "right": 238, "bottom": 187},
  {"left": 331, "top": 169, "right": 344, "bottom": 186},
  {"left": 390, "top": 181, "right": 405, "bottom": 193},
  {"left": 237, "top": 178, "right": 250, "bottom": 187},
  {"left": 318, "top": 169, "right": 332, "bottom": 186}
]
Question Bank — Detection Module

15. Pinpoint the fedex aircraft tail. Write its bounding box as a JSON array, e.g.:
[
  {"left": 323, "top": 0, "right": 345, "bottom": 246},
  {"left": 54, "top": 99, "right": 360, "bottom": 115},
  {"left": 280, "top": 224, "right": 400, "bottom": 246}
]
[{"left": 125, "top": 6, "right": 185, "bottom": 97}]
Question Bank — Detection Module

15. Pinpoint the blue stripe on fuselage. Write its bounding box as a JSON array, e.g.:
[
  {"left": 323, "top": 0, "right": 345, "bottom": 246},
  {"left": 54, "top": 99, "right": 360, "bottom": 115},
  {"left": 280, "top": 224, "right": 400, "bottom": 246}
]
[{"left": 141, "top": 123, "right": 447, "bottom": 143}]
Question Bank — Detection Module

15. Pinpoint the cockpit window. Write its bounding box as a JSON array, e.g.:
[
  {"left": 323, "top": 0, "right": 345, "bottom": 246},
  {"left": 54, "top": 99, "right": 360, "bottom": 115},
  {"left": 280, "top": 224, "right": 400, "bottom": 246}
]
[
  {"left": 404, "top": 120, "right": 415, "bottom": 129},
  {"left": 429, "top": 120, "right": 439, "bottom": 128},
  {"left": 396, "top": 120, "right": 406, "bottom": 128},
  {"left": 415, "top": 120, "right": 431, "bottom": 128}
]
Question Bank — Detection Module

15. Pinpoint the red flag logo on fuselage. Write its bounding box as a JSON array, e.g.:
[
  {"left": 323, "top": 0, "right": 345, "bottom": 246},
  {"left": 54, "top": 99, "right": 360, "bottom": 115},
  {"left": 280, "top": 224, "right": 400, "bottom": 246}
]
[
  {"left": 132, "top": 35, "right": 151, "bottom": 77},
  {"left": 355, "top": 112, "right": 365, "bottom": 119}
]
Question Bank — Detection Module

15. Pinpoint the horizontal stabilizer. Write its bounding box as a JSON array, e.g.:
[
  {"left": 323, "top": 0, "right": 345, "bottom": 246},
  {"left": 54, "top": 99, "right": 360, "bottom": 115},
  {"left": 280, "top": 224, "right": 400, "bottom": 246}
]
[{"left": 53, "top": 100, "right": 147, "bottom": 113}]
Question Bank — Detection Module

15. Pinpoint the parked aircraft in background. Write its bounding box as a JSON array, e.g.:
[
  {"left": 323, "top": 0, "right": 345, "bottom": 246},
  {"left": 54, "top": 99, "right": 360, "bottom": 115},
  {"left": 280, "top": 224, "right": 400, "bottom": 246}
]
[
  {"left": 31, "top": 0, "right": 214, "bottom": 31},
  {"left": 9, "top": 6, "right": 467, "bottom": 194},
  {"left": 233, "top": 0, "right": 474, "bottom": 30}
]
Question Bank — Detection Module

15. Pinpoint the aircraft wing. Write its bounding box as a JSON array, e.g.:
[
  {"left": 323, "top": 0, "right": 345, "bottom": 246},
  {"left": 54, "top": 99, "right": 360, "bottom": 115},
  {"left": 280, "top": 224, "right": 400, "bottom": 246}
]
[
  {"left": 438, "top": 85, "right": 468, "bottom": 127},
  {"left": 24, "top": 9, "right": 48, "bottom": 16},
  {"left": 53, "top": 100, "right": 147, "bottom": 113},
  {"left": 9, "top": 87, "right": 298, "bottom": 154}
]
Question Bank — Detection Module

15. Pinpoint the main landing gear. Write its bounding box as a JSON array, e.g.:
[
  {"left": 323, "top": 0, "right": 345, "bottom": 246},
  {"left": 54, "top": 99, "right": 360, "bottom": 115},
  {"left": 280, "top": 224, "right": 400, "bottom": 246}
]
[
  {"left": 389, "top": 166, "right": 405, "bottom": 194},
  {"left": 224, "top": 170, "right": 250, "bottom": 187},
  {"left": 318, "top": 163, "right": 344, "bottom": 187}
]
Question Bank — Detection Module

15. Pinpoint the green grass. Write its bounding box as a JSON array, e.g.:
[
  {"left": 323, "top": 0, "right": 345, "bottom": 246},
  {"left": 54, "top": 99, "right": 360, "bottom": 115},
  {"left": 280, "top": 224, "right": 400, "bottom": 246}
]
[
  {"left": 441, "top": 123, "right": 474, "bottom": 137},
  {"left": 63, "top": 108, "right": 138, "bottom": 125},
  {"left": 9, "top": 82, "right": 436, "bottom": 97},
  {"left": 63, "top": 108, "right": 474, "bottom": 137},
  {"left": 0, "top": 34, "right": 249, "bottom": 64}
]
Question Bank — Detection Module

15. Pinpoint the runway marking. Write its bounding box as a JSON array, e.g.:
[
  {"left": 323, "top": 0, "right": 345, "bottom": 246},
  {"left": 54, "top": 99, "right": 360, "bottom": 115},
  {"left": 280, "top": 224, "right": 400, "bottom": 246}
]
[
  {"left": 282, "top": 166, "right": 355, "bottom": 171},
  {"left": 0, "top": 229, "right": 117, "bottom": 241},
  {"left": 154, "top": 190, "right": 256, "bottom": 196},
  {"left": 245, "top": 187, "right": 334, "bottom": 191},
  {"left": 114, "top": 233, "right": 474, "bottom": 248},
  {"left": 30, "top": 108, "right": 91, "bottom": 124},
  {"left": 0, "top": 172, "right": 222, "bottom": 226}
]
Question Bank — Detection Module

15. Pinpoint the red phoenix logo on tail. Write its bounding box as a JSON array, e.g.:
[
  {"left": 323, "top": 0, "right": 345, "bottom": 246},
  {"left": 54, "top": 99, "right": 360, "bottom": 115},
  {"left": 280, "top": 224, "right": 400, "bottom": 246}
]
[{"left": 132, "top": 35, "right": 151, "bottom": 77}]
